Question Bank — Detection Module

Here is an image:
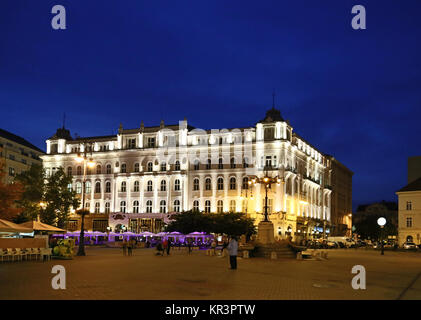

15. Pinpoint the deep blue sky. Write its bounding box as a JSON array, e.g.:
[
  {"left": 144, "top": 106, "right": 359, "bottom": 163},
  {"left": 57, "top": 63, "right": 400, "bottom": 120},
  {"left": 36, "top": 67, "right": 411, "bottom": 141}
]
[{"left": 1, "top": 1, "right": 421, "bottom": 210}]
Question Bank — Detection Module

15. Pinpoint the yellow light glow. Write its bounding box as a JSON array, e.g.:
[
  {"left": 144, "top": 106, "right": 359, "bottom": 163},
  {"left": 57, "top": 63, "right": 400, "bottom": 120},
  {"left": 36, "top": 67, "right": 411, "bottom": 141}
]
[
  {"left": 263, "top": 177, "right": 268, "bottom": 182},
  {"left": 87, "top": 159, "right": 95, "bottom": 168},
  {"left": 75, "top": 156, "right": 84, "bottom": 163}
]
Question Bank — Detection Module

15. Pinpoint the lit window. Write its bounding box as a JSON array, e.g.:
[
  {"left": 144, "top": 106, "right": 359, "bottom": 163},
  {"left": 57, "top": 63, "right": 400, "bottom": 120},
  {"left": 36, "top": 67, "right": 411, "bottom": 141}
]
[
  {"left": 193, "top": 200, "right": 199, "bottom": 211},
  {"left": 120, "top": 201, "right": 126, "bottom": 213},
  {"left": 146, "top": 200, "right": 153, "bottom": 213},
  {"left": 217, "top": 200, "right": 223, "bottom": 213},
  {"left": 133, "top": 201, "right": 139, "bottom": 213},
  {"left": 173, "top": 200, "right": 180, "bottom": 212},
  {"left": 160, "top": 200, "right": 166, "bottom": 213},
  {"left": 217, "top": 178, "right": 224, "bottom": 190},
  {"left": 205, "top": 200, "right": 211, "bottom": 213},
  {"left": 230, "top": 177, "right": 236, "bottom": 190},
  {"left": 121, "top": 181, "right": 126, "bottom": 192}
]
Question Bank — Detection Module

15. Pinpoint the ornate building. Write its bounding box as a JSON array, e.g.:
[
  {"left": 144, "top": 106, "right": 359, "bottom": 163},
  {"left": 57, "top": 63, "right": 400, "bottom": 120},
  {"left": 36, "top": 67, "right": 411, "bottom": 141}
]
[{"left": 41, "top": 107, "right": 347, "bottom": 240}]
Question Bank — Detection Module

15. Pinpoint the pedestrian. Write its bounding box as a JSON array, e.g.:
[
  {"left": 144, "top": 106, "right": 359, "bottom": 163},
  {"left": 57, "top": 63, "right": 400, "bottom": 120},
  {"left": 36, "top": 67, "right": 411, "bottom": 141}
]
[
  {"left": 227, "top": 236, "right": 238, "bottom": 270},
  {"left": 167, "top": 238, "right": 172, "bottom": 256},
  {"left": 162, "top": 238, "right": 168, "bottom": 256},
  {"left": 211, "top": 239, "right": 217, "bottom": 255},
  {"left": 187, "top": 238, "right": 193, "bottom": 254},
  {"left": 122, "top": 239, "right": 127, "bottom": 256},
  {"left": 127, "top": 238, "right": 133, "bottom": 256}
]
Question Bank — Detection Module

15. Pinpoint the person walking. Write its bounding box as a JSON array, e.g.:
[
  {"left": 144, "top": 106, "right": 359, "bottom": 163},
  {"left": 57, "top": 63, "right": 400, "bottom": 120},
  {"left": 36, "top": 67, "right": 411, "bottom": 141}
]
[
  {"left": 162, "top": 238, "right": 168, "bottom": 256},
  {"left": 166, "top": 238, "right": 172, "bottom": 256},
  {"left": 122, "top": 239, "right": 128, "bottom": 256},
  {"left": 227, "top": 236, "right": 238, "bottom": 270},
  {"left": 127, "top": 238, "right": 133, "bottom": 256},
  {"left": 187, "top": 238, "right": 193, "bottom": 255}
]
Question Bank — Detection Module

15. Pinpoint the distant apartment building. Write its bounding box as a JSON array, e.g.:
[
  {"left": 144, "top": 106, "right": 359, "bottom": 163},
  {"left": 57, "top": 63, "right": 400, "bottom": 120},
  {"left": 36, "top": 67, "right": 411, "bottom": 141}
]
[{"left": 0, "top": 129, "right": 44, "bottom": 183}]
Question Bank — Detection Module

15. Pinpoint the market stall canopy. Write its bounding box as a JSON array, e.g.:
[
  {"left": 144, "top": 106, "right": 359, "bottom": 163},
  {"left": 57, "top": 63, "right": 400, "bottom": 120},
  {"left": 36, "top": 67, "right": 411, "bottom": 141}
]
[
  {"left": 19, "top": 221, "right": 66, "bottom": 233},
  {"left": 0, "top": 219, "right": 33, "bottom": 233}
]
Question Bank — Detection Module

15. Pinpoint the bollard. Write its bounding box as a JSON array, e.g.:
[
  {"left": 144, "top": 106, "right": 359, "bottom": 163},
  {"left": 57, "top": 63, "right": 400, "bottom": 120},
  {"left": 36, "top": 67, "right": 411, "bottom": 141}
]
[{"left": 270, "top": 251, "right": 277, "bottom": 260}]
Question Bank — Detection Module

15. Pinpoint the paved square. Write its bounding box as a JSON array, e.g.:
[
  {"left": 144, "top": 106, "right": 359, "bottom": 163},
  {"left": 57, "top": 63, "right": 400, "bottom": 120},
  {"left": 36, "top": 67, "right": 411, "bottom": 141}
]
[{"left": 0, "top": 247, "right": 420, "bottom": 300}]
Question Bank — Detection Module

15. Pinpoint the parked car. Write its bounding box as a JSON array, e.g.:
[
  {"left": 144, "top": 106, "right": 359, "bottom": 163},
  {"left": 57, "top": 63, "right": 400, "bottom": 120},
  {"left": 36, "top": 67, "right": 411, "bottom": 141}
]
[
  {"left": 403, "top": 242, "right": 417, "bottom": 250},
  {"left": 326, "top": 241, "right": 338, "bottom": 249}
]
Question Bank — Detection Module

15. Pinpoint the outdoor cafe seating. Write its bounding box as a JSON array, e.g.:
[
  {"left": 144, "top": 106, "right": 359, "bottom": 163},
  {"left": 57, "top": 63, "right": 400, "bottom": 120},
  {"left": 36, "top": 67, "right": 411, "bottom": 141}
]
[{"left": 0, "top": 247, "right": 52, "bottom": 262}]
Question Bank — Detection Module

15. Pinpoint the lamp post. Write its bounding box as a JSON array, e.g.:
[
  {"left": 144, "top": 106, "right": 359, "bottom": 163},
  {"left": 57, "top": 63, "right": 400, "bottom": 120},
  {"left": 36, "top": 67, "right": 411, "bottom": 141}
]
[
  {"left": 377, "top": 217, "right": 386, "bottom": 255},
  {"left": 75, "top": 146, "right": 95, "bottom": 256}
]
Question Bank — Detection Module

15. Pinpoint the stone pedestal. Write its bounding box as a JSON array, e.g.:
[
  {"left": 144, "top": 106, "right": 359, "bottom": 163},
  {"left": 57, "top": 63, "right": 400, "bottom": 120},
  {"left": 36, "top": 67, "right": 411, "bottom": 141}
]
[{"left": 257, "top": 221, "right": 275, "bottom": 244}]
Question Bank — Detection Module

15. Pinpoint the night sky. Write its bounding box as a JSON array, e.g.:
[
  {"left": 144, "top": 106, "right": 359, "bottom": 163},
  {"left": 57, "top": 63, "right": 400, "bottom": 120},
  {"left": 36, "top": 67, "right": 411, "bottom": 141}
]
[{"left": 1, "top": 1, "right": 421, "bottom": 210}]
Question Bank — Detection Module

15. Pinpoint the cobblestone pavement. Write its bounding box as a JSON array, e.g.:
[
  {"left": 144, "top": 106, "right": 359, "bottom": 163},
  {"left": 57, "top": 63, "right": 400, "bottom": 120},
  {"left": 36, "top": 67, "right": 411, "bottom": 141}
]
[{"left": 0, "top": 247, "right": 420, "bottom": 300}]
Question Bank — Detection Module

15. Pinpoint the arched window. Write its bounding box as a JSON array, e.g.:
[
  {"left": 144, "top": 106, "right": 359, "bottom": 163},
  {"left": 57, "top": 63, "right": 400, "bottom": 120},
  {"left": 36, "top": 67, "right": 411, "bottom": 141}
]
[
  {"left": 95, "top": 202, "right": 100, "bottom": 213},
  {"left": 160, "top": 180, "right": 167, "bottom": 191},
  {"left": 230, "top": 177, "right": 236, "bottom": 190},
  {"left": 217, "top": 178, "right": 224, "bottom": 190},
  {"left": 242, "top": 177, "right": 249, "bottom": 189},
  {"left": 133, "top": 201, "right": 139, "bottom": 213},
  {"left": 106, "top": 164, "right": 112, "bottom": 174},
  {"left": 161, "top": 162, "right": 166, "bottom": 171},
  {"left": 121, "top": 163, "right": 126, "bottom": 173},
  {"left": 194, "top": 160, "right": 200, "bottom": 170},
  {"left": 121, "top": 181, "right": 126, "bottom": 192},
  {"left": 147, "top": 162, "right": 153, "bottom": 172},
  {"left": 205, "top": 200, "right": 211, "bottom": 213},
  {"left": 205, "top": 178, "right": 211, "bottom": 190},
  {"left": 218, "top": 158, "right": 223, "bottom": 169},
  {"left": 147, "top": 180, "right": 153, "bottom": 192},
  {"left": 160, "top": 200, "right": 166, "bottom": 213},
  {"left": 217, "top": 200, "right": 223, "bottom": 213},
  {"left": 105, "top": 181, "right": 111, "bottom": 193},
  {"left": 206, "top": 159, "right": 211, "bottom": 170},
  {"left": 193, "top": 178, "right": 200, "bottom": 191},
  {"left": 406, "top": 235, "right": 414, "bottom": 242},
  {"left": 193, "top": 200, "right": 199, "bottom": 211},
  {"left": 77, "top": 166, "right": 82, "bottom": 175},
  {"left": 120, "top": 201, "right": 126, "bottom": 213},
  {"left": 76, "top": 182, "right": 82, "bottom": 194},
  {"left": 134, "top": 163, "right": 140, "bottom": 172},
  {"left": 230, "top": 200, "right": 236, "bottom": 212},
  {"left": 174, "top": 179, "right": 180, "bottom": 191},
  {"left": 134, "top": 181, "right": 139, "bottom": 192},
  {"left": 173, "top": 200, "right": 180, "bottom": 212},
  {"left": 85, "top": 181, "right": 91, "bottom": 194},
  {"left": 146, "top": 200, "right": 153, "bottom": 213},
  {"left": 230, "top": 157, "right": 236, "bottom": 169},
  {"left": 95, "top": 181, "right": 101, "bottom": 193},
  {"left": 67, "top": 167, "right": 72, "bottom": 176},
  {"left": 105, "top": 202, "right": 110, "bottom": 213},
  {"left": 96, "top": 165, "right": 101, "bottom": 174},
  {"left": 175, "top": 160, "right": 180, "bottom": 171}
]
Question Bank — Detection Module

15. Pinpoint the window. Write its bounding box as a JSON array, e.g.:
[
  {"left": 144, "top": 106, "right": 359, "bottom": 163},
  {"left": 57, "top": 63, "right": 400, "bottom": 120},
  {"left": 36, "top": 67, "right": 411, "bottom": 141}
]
[
  {"left": 205, "top": 178, "right": 211, "bottom": 190},
  {"left": 230, "top": 157, "right": 236, "bottom": 169},
  {"left": 265, "top": 156, "right": 272, "bottom": 168},
  {"left": 205, "top": 200, "right": 211, "bottom": 213},
  {"left": 67, "top": 167, "right": 72, "bottom": 176},
  {"left": 121, "top": 163, "right": 126, "bottom": 173},
  {"left": 106, "top": 164, "right": 112, "bottom": 174},
  {"left": 161, "top": 162, "right": 166, "bottom": 171},
  {"left": 174, "top": 200, "right": 180, "bottom": 212},
  {"left": 194, "top": 160, "right": 200, "bottom": 170},
  {"left": 85, "top": 202, "right": 90, "bottom": 210},
  {"left": 148, "top": 137, "right": 155, "bottom": 148},
  {"left": 127, "top": 138, "right": 136, "bottom": 149},
  {"left": 230, "top": 177, "right": 236, "bottom": 190},
  {"left": 218, "top": 158, "right": 223, "bottom": 169},
  {"left": 206, "top": 159, "right": 211, "bottom": 170},
  {"left": 96, "top": 165, "right": 101, "bottom": 174},
  {"left": 147, "top": 180, "right": 153, "bottom": 192},
  {"left": 121, "top": 181, "right": 126, "bottom": 192},
  {"left": 85, "top": 181, "right": 91, "bottom": 194},
  {"left": 161, "top": 180, "right": 167, "bottom": 191},
  {"left": 76, "top": 182, "right": 82, "bottom": 194},
  {"left": 217, "top": 200, "right": 223, "bottom": 213},
  {"left": 134, "top": 163, "right": 140, "bottom": 172},
  {"left": 95, "top": 202, "right": 100, "bottom": 213},
  {"left": 134, "top": 181, "right": 139, "bottom": 192},
  {"left": 217, "top": 178, "right": 224, "bottom": 190},
  {"left": 406, "top": 217, "right": 413, "bottom": 228},
  {"left": 174, "top": 179, "right": 180, "bottom": 191},
  {"left": 193, "top": 178, "right": 200, "bottom": 191},
  {"left": 243, "top": 158, "right": 249, "bottom": 168},
  {"left": 120, "top": 201, "right": 126, "bottom": 213},
  {"left": 230, "top": 200, "right": 236, "bottom": 212},
  {"left": 193, "top": 200, "right": 199, "bottom": 212},
  {"left": 67, "top": 183, "right": 72, "bottom": 192},
  {"left": 105, "top": 181, "right": 111, "bottom": 193},
  {"left": 160, "top": 200, "right": 166, "bottom": 213},
  {"left": 407, "top": 201, "right": 412, "bottom": 210},
  {"left": 175, "top": 160, "right": 180, "bottom": 171},
  {"left": 147, "top": 162, "right": 153, "bottom": 172},
  {"left": 77, "top": 166, "right": 82, "bottom": 175},
  {"left": 242, "top": 177, "right": 249, "bottom": 189},
  {"left": 146, "top": 200, "right": 153, "bottom": 213},
  {"left": 105, "top": 202, "right": 110, "bottom": 214},
  {"left": 133, "top": 201, "right": 139, "bottom": 213},
  {"left": 95, "top": 182, "right": 101, "bottom": 193}
]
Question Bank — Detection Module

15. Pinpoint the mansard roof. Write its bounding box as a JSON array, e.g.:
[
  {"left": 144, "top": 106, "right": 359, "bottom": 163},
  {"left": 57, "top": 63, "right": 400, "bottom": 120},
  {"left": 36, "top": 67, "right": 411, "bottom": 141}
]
[
  {"left": 258, "top": 107, "right": 285, "bottom": 123},
  {"left": 0, "top": 128, "right": 44, "bottom": 153}
]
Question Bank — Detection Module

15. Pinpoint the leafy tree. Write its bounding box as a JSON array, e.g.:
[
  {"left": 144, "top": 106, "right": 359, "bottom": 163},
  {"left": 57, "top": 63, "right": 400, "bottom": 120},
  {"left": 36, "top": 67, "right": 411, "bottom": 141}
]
[
  {"left": 165, "top": 210, "right": 213, "bottom": 234},
  {"left": 0, "top": 160, "right": 23, "bottom": 221}
]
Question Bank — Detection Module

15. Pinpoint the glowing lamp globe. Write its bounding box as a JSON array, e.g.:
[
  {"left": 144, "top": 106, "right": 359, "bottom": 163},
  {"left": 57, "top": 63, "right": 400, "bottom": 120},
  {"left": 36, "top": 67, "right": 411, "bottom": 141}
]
[{"left": 377, "top": 217, "right": 386, "bottom": 227}]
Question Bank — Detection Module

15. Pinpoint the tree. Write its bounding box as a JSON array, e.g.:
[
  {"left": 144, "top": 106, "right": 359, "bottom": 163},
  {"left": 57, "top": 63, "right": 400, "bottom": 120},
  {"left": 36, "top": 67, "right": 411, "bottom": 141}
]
[
  {"left": 165, "top": 210, "right": 213, "bottom": 234},
  {"left": 14, "top": 164, "right": 45, "bottom": 223},
  {"left": 0, "top": 160, "right": 23, "bottom": 221}
]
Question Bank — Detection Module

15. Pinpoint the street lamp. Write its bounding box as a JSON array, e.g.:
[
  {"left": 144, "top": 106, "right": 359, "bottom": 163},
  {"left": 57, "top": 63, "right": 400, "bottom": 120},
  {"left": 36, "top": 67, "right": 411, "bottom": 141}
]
[
  {"left": 75, "top": 145, "right": 95, "bottom": 256},
  {"left": 377, "top": 217, "right": 386, "bottom": 255}
]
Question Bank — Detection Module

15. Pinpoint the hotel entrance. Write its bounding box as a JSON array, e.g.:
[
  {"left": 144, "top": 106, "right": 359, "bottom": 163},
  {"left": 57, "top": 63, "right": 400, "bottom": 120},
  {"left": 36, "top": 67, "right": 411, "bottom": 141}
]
[{"left": 129, "top": 218, "right": 164, "bottom": 233}]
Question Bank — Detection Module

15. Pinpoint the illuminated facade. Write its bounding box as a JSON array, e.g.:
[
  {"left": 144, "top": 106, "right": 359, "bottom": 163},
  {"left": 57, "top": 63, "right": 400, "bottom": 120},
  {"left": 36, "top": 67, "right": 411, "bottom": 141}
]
[{"left": 41, "top": 108, "right": 341, "bottom": 240}]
